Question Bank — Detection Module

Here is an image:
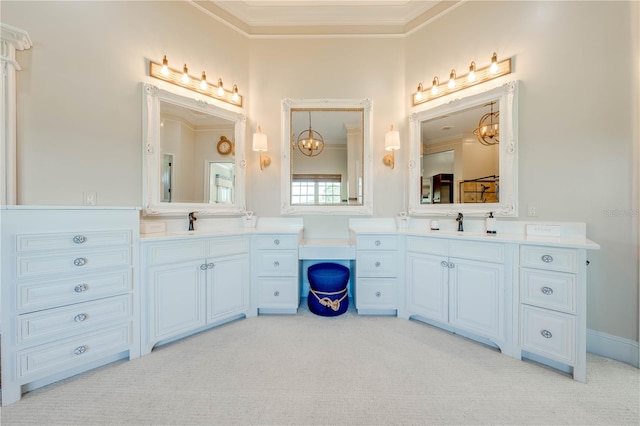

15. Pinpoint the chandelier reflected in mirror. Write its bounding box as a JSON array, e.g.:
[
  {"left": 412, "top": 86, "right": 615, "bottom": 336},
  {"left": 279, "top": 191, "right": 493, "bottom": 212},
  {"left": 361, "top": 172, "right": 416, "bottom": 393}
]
[
  {"left": 296, "top": 111, "right": 324, "bottom": 157},
  {"left": 474, "top": 101, "right": 499, "bottom": 146}
]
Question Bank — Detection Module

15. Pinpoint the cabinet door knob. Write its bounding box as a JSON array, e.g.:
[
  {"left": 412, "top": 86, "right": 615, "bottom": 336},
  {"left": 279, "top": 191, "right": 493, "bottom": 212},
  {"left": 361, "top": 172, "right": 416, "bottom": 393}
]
[
  {"left": 440, "top": 260, "right": 448, "bottom": 268},
  {"left": 540, "top": 329, "right": 553, "bottom": 339},
  {"left": 273, "top": 239, "right": 280, "bottom": 246},
  {"left": 73, "top": 257, "right": 87, "bottom": 266},
  {"left": 375, "top": 291, "right": 381, "bottom": 297},
  {"left": 273, "top": 261, "right": 280, "bottom": 267},
  {"left": 72, "top": 235, "right": 86, "bottom": 244},
  {"left": 541, "top": 286, "right": 554, "bottom": 295},
  {"left": 200, "top": 263, "right": 208, "bottom": 270},
  {"left": 74, "top": 284, "right": 88, "bottom": 293},
  {"left": 74, "top": 345, "right": 87, "bottom": 355},
  {"left": 541, "top": 255, "right": 554, "bottom": 263},
  {"left": 74, "top": 313, "right": 87, "bottom": 323},
  {"left": 448, "top": 262, "right": 455, "bottom": 269},
  {"left": 207, "top": 263, "right": 214, "bottom": 269},
  {"left": 274, "top": 291, "right": 280, "bottom": 297}
]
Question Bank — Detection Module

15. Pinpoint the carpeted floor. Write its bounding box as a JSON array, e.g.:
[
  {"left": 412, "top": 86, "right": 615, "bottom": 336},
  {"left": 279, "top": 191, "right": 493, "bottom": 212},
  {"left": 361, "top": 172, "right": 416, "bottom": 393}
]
[{"left": 1, "top": 304, "right": 639, "bottom": 425}]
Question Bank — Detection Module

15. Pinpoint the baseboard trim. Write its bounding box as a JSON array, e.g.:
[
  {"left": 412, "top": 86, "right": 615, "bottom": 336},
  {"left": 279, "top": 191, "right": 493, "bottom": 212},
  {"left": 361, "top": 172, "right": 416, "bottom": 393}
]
[{"left": 587, "top": 328, "right": 639, "bottom": 368}]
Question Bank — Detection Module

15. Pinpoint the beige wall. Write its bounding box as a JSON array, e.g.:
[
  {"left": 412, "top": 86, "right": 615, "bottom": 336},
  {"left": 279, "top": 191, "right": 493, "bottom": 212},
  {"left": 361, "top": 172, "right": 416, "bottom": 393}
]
[{"left": 3, "top": 1, "right": 638, "bottom": 342}]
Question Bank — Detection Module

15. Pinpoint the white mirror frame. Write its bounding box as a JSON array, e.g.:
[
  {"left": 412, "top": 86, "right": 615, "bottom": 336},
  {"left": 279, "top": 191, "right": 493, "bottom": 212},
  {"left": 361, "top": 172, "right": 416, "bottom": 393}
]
[
  {"left": 280, "top": 98, "right": 373, "bottom": 215},
  {"left": 142, "top": 82, "right": 247, "bottom": 216},
  {"left": 408, "top": 81, "right": 519, "bottom": 217}
]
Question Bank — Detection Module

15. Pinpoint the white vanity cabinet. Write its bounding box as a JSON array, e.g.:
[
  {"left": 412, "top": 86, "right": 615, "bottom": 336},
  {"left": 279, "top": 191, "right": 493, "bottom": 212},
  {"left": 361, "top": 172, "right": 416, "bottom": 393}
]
[
  {"left": 0, "top": 207, "right": 139, "bottom": 406},
  {"left": 354, "top": 234, "right": 400, "bottom": 315},
  {"left": 518, "top": 244, "right": 587, "bottom": 382},
  {"left": 252, "top": 233, "right": 301, "bottom": 314},
  {"left": 405, "top": 235, "right": 512, "bottom": 352},
  {"left": 141, "top": 235, "right": 250, "bottom": 355}
]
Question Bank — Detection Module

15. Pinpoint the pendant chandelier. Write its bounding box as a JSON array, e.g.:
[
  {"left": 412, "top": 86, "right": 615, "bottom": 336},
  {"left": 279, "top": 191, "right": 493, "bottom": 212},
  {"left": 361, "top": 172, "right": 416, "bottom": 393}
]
[
  {"left": 473, "top": 102, "right": 499, "bottom": 146},
  {"left": 296, "top": 111, "right": 324, "bottom": 157}
]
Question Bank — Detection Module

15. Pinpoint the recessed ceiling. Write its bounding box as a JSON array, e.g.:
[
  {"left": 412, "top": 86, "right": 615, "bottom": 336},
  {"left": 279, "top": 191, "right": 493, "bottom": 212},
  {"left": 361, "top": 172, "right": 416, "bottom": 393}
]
[{"left": 192, "top": 0, "right": 461, "bottom": 36}]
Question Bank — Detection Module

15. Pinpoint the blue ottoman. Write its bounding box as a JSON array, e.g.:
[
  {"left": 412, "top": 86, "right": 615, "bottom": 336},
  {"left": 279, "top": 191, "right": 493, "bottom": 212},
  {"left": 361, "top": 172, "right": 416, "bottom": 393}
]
[{"left": 307, "top": 263, "right": 350, "bottom": 316}]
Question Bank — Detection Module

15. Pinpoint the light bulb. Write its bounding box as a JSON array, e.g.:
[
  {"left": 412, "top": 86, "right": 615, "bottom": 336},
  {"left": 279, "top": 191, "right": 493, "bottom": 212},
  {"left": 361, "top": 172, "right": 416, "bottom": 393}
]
[
  {"left": 161, "top": 55, "right": 169, "bottom": 76},
  {"left": 448, "top": 69, "right": 456, "bottom": 89},
  {"left": 200, "top": 71, "right": 207, "bottom": 90},
  {"left": 181, "top": 64, "right": 189, "bottom": 83},
  {"left": 431, "top": 76, "right": 439, "bottom": 95},
  {"left": 415, "top": 83, "right": 423, "bottom": 101},
  {"left": 217, "top": 78, "right": 224, "bottom": 96},
  {"left": 490, "top": 52, "right": 498, "bottom": 73},
  {"left": 232, "top": 84, "right": 239, "bottom": 102},
  {"left": 468, "top": 61, "right": 476, "bottom": 82}
]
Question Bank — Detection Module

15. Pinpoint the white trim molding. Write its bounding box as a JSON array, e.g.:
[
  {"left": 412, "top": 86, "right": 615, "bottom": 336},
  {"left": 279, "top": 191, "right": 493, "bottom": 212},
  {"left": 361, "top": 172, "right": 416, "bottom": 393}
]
[{"left": 587, "top": 329, "right": 640, "bottom": 368}]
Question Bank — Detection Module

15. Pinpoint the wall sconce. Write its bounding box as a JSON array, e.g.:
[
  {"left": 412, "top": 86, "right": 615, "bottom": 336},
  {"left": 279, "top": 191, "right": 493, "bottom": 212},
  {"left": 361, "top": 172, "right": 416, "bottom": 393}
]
[
  {"left": 253, "top": 126, "right": 271, "bottom": 171},
  {"left": 383, "top": 125, "right": 400, "bottom": 169},
  {"left": 413, "top": 52, "right": 511, "bottom": 106},
  {"left": 149, "top": 56, "right": 243, "bottom": 107}
]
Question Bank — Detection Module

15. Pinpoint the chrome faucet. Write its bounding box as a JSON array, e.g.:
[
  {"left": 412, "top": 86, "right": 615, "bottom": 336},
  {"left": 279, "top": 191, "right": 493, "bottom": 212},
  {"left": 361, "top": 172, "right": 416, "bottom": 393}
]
[
  {"left": 188, "top": 212, "right": 197, "bottom": 231},
  {"left": 456, "top": 212, "right": 464, "bottom": 232}
]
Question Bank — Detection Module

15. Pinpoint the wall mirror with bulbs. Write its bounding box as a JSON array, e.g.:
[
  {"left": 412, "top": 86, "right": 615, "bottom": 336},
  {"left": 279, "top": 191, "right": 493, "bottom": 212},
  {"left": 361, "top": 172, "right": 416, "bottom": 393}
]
[
  {"left": 142, "top": 82, "right": 247, "bottom": 216},
  {"left": 408, "top": 81, "right": 518, "bottom": 216},
  {"left": 281, "top": 98, "right": 373, "bottom": 215}
]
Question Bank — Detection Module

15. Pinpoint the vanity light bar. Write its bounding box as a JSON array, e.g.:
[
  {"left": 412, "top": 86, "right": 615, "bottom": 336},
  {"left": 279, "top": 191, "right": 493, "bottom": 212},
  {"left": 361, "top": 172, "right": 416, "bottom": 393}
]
[
  {"left": 413, "top": 55, "right": 511, "bottom": 106},
  {"left": 149, "top": 59, "right": 243, "bottom": 108}
]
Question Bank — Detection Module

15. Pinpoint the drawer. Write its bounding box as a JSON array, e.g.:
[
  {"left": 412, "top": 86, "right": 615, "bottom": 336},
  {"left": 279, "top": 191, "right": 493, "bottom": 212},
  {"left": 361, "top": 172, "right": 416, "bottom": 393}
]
[
  {"left": 355, "top": 279, "right": 397, "bottom": 309},
  {"left": 17, "top": 270, "right": 132, "bottom": 313},
  {"left": 256, "top": 250, "right": 298, "bottom": 276},
  {"left": 520, "top": 245, "right": 577, "bottom": 273},
  {"left": 16, "top": 230, "right": 131, "bottom": 252},
  {"left": 147, "top": 240, "right": 206, "bottom": 266},
  {"left": 406, "top": 236, "right": 448, "bottom": 256},
  {"left": 18, "top": 294, "right": 132, "bottom": 345},
  {"left": 258, "top": 278, "right": 299, "bottom": 307},
  {"left": 356, "top": 235, "right": 398, "bottom": 251},
  {"left": 450, "top": 240, "right": 504, "bottom": 263},
  {"left": 207, "top": 236, "right": 249, "bottom": 257},
  {"left": 17, "top": 247, "right": 131, "bottom": 279},
  {"left": 253, "top": 235, "right": 299, "bottom": 250},
  {"left": 356, "top": 251, "right": 397, "bottom": 277},
  {"left": 17, "top": 323, "right": 132, "bottom": 379},
  {"left": 521, "top": 268, "right": 577, "bottom": 314},
  {"left": 520, "top": 305, "right": 576, "bottom": 365}
]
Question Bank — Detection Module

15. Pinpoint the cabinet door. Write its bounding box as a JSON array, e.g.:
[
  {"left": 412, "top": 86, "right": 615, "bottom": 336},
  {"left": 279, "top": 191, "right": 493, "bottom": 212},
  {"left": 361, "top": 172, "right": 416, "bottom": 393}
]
[
  {"left": 207, "top": 254, "right": 248, "bottom": 322},
  {"left": 406, "top": 253, "right": 448, "bottom": 323},
  {"left": 449, "top": 258, "right": 503, "bottom": 340},
  {"left": 148, "top": 261, "right": 206, "bottom": 341}
]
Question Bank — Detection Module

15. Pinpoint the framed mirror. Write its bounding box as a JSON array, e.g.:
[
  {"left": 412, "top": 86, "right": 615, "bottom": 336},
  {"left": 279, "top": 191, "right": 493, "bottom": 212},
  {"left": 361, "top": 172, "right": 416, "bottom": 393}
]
[
  {"left": 281, "top": 98, "right": 373, "bottom": 215},
  {"left": 408, "top": 81, "right": 518, "bottom": 216},
  {"left": 142, "top": 83, "right": 246, "bottom": 216}
]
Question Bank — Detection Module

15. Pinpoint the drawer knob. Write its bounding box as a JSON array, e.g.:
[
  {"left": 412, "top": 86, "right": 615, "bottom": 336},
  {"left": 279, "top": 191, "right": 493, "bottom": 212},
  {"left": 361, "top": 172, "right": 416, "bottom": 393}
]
[
  {"left": 273, "top": 239, "right": 280, "bottom": 246},
  {"left": 273, "top": 261, "right": 280, "bottom": 267},
  {"left": 274, "top": 291, "right": 280, "bottom": 297},
  {"left": 73, "top": 257, "right": 87, "bottom": 266},
  {"left": 375, "top": 291, "right": 381, "bottom": 297},
  {"left": 74, "top": 313, "right": 87, "bottom": 322},
  {"left": 73, "top": 235, "right": 86, "bottom": 244},
  {"left": 541, "top": 255, "right": 554, "bottom": 263},
  {"left": 541, "top": 286, "right": 554, "bottom": 295},
  {"left": 441, "top": 260, "right": 448, "bottom": 268},
  {"left": 207, "top": 263, "right": 214, "bottom": 269},
  {"left": 74, "top": 284, "right": 88, "bottom": 293},
  {"left": 375, "top": 261, "right": 381, "bottom": 268},
  {"left": 200, "top": 263, "right": 208, "bottom": 270},
  {"left": 375, "top": 240, "right": 381, "bottom": 246},
  {"left": 74, "top": 345, "right": 87, "bottom": 355},
  {"left": 540, "top": 329, "right": 553, "bottom": 339}
]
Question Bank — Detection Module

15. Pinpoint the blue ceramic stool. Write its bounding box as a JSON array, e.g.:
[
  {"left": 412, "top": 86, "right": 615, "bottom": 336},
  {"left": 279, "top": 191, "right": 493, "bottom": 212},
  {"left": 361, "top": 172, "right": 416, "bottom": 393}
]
[{"left": 307, "top": 263, "right": 350, "bottom": 316}]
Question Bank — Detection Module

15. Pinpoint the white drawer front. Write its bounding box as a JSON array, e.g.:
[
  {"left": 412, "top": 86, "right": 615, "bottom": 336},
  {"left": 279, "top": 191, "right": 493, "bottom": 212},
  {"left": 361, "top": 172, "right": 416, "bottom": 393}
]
[
  {"left": 207, "top": 236, "right": 249, "bottom": 258},
  {"left": 17, "top": 230, "right": 131, "bottom": 252},
  {"left": 520, "top": 245, "right": 577, "bottom": 273},
  {"left": 17, "top": 270, "right": 132, "bottom": 313},
  {"left": 521, "top": 269, "right": 576, "bottom": 314},
  {"left": 356, "top": 235, "right": 398, "bottom": 251},
  {"left": 147, "top": 241, "right": 206, "bottom": 266},
  {"left": 17, "top": 247, "right": 131, "bottom": 278},
  {"left": 406, "top": 236, "right": 448, "bottom": 256},
  {"left": 254, "top": 235, "right": 298, "bottom": 250},
  {"left": 18, "top": 294, "right": 132, "bottom": 345},
  {"left": 356, "top": 251, "right": 397, "bottom": 277},
  {"left": 256, "top": 251, "right": 298, "bottom": 276},
  {"left": 258, "top": 278, "right": 299, "bottom": 307},
  {"left": 355, "top": 279, "right": 397, "bottom": 309},
  {"left": 450, "top": 240, "right": 504, "bottom": 263},
  {"left": 521, "top": 305, "right": 576, "bottom": 365},
  {"left": 17, "top": 323, "right": 132, "bottom": 379}
]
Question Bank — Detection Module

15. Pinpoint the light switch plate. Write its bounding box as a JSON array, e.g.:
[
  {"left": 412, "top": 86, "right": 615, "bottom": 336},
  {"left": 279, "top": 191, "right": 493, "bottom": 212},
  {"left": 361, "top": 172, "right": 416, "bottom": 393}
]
[{"left": 526, "top": 224, "right": 561, "bottom": 237}]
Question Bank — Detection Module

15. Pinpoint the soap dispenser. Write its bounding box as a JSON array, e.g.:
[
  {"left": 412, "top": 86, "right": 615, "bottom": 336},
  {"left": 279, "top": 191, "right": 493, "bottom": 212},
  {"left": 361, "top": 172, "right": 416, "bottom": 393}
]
[{"left": 486, "top": 212, "right": 497, "bottom": 234}]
